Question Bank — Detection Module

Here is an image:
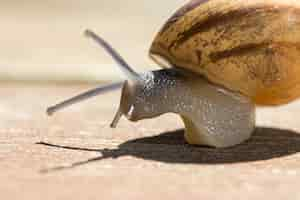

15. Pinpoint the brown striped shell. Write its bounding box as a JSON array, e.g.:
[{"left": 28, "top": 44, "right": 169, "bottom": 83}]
[{"left": 149, "top": 0, "right": 300, "bottom": 105}]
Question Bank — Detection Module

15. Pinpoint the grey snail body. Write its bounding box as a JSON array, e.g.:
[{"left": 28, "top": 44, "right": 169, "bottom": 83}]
[{"left": 115, "top": 69, "right": 255, "bottom": 148}]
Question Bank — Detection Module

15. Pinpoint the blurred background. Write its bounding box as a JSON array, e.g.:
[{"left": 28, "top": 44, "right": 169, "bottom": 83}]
[
  {"left": 0, "top": 0, "right": 186, "bottom": 82},
  {"left": 2, "top": 1, "right": 300, "bottom": 199}
]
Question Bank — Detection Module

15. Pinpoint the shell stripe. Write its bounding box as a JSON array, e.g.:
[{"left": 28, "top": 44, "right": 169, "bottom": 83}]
[
  {"left": 169, "top": 5, "right": 293, "bottom": 50},
  {"left": 209, "top": 42, "right": 271, "bottom": 62},
  {"left": 160, "top": 0, "right": 210, "bottom": 33}
]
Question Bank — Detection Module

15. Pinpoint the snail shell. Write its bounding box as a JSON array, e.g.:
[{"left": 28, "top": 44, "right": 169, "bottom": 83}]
[{"left": 150, "top": 0, "right": 300, "bottom": 105}]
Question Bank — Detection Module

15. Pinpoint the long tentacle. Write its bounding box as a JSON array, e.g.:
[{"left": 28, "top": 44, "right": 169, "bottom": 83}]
[
  {"left": 47, "top": 82, "right": 123, "bottom": 116},
  {"left": 85, "top": 29, "right": 139, "bottom": 81}
]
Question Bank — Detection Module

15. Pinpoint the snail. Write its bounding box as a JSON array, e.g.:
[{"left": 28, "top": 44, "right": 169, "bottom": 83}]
[{"left": 47, "top": 0, "right": 300, "bottom": 148}]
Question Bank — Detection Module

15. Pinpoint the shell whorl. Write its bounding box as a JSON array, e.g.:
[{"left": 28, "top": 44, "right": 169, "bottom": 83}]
[{"left": 150, "top": 0, "right": 300, "bottom": 105}]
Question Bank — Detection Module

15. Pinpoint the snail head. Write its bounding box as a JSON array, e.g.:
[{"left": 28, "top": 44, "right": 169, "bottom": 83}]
[{"left": 46, "top": 29, "right": 161, "bottom": 128}]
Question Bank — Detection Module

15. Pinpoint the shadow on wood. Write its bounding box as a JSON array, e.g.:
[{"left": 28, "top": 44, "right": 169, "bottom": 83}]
[{"left": 37, "top": 127, "right": 300, "bottom": 173}]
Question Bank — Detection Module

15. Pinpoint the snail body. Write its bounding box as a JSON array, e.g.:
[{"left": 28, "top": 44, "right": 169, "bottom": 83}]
[
  {"left": 118, "top": 69, "right": 255, "bottom": 147},
  {"left": 47, "top": 0, "right": 300, "bottom": 148}
]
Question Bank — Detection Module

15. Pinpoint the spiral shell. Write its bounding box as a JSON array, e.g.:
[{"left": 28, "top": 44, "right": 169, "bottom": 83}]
[{"left": 150, "top": 0, "right": 300, "bottom": 105}]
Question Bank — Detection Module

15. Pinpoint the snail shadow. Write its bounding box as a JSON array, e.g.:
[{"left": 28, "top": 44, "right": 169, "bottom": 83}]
[{"left": 37, "top": 127, "right": 300, "bottom": 173}]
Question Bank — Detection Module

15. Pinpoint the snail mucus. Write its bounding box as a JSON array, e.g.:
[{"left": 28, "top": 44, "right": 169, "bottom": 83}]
[{"left": 47, "top": 0, "right": 300, "bottom": 148}]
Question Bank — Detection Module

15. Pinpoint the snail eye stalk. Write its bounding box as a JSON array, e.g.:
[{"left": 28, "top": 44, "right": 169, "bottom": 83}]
[
  {"left": 47, "top": 29, "right": 142, "bottom": 116},
  {"left": 46, "top": 82, "right": 123, "bottom": 116},
  {"left": 84, "top": 29, "right": 140, "bottom": 81}
]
